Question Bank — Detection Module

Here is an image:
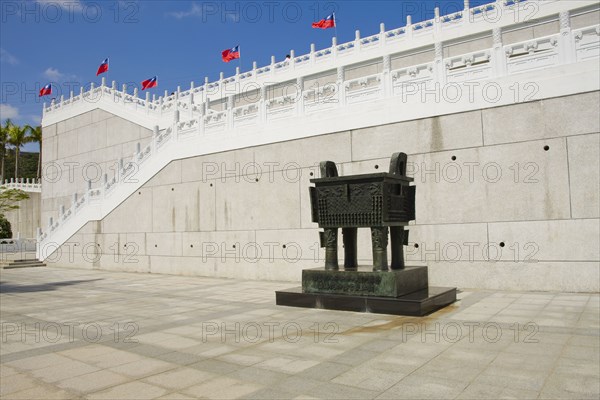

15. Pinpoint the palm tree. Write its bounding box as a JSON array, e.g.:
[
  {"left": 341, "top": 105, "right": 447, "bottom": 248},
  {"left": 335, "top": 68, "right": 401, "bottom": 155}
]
[
  {"left": 25, "top": 125, "right": 42, "bottom": 181},
  {"left": 0, "top": 119, "right": 13, "bottom": 184},
  {"left": 7, "top": 124, "right": 31, "bottom": 179}
]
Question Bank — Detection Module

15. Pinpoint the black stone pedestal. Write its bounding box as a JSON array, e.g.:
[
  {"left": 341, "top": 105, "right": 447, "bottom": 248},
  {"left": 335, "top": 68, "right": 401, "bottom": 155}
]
[
  {"left": 303, "top": 266, "right": 428, "bottom": 297},
  {"left": 275, "top": 286, "right": 457, "bottom": 317},
  {"left": 276, "top": 266, "right": 456, "bottom": 317}
]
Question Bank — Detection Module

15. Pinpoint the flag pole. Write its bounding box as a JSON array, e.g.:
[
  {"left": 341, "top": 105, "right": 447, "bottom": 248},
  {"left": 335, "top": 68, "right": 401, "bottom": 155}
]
[
  {"left": 334, "top": 13, "right": 338, "bottom": 44},
  {"left": 238, "top": 45, "right": 242, "bottom": 75}
]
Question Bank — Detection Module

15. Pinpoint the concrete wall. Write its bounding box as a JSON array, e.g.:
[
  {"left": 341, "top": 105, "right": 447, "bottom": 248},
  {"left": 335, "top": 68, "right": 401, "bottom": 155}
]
[
  {"left": 3, "top": 192, "right": 40, "bottom": 239},
  {"left": 44, "top": 91, "right": 600, "bottom": 292},
  {"left": 41, "top": 109, "right": 153, "bottom": 232}
]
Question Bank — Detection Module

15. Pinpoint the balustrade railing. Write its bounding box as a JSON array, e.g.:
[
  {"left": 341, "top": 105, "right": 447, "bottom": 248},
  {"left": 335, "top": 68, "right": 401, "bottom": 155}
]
[
  {"left": 45, "top": 0, "right": 583, "bottom": 126},
  {"left": 1, "top": 179, "right": 42, "bottom": 192},
  {"left": 37, "top": 0, "right": 599, "bottom": 252}
]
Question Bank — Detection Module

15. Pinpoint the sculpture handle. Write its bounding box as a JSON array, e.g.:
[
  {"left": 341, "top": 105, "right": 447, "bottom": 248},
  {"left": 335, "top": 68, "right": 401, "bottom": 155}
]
[
  {"left": 320, "top": 161, "right": 339, "bottom": 178},
  {"left": 389, "top": 152, "right": 408, "bottom": 177}
]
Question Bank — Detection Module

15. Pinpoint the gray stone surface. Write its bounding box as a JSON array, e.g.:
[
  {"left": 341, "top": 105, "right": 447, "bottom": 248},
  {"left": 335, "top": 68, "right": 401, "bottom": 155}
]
[
  {"left": 568, "top": 133, "right": 600, "bottom": 219},
  {"left": 4, "top": 192, "right": 41, "bottom": 239},
  {"left": 4, "top": 267, "right": 596, "bottom": 398},
  {"left": 42, "top": 92, "right": 600, "bottom": 291},
  {"left": 41, "top": 110, "right": 153, "bottom": 231}
]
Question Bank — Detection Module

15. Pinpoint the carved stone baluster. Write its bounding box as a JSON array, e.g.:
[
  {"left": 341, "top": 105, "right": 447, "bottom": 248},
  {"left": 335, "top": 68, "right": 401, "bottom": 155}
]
[
  {"left": 493, "top": 27, "right": 506, "bottom": 77},
  {"left": 337, "top": 65, "right": 345, "bottom": 106},
  {"left": 382, "top": 54, "right": 391, "bottom": 98},
  {"left": 559, "top": 11, "right": 574, "bottom": 64},
  {"left": 296, "top": 75, "right": 304, "bottom": 116},
  {"left": 434, "top": 42, "right": 445, "bottom": 84}
]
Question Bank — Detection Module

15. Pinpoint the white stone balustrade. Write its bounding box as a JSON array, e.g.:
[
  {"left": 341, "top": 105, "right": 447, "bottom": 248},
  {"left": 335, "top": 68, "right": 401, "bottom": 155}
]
[
  {"left": 42, "top": 0, "right": 593, "bottom": 129},
  {"left": 37, "top": 0, "right": 600, "bottom": 256},
  {"left": 1, "top": 179, "right": 42, "bottom": 193}
]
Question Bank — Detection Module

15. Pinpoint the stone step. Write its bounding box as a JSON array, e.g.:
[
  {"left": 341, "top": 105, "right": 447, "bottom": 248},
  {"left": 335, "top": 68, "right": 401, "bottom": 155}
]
[{"left": 0, "top": 260, "right": 46, "bottom": 269}]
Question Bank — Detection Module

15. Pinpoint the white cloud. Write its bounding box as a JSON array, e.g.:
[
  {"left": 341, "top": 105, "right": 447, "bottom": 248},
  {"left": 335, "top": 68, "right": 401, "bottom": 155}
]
[
  {"left": 0, "top": 104, "right": 20, "bottom": 120},
  {"left": 0, "top": 48, "right": 19, "bottom": 66},
  {"left": 166, "top": 3, "right": 239, "bottom": 22},
  {"left": 166, "top": 3, "right": 203, "bottom": 19},
  {"left": 43, "top": 67, "right": 64, "bottom": 81},
  {"left": 35, "top": 0, "right": 83, "bottom": 11},
  {"left": 225, "top": 12, "right": 240, "bottom": 23},
  {"left": 27, "top": 114, "right": 42, "bottom": 125}
]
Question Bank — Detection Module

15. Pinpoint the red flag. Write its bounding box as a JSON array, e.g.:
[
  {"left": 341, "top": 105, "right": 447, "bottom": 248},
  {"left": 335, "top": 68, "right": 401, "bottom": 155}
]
[
  {"left": 141, "top": 76, "right": 158, "bottom": 90},
  {"left": 39, "top": 83, "right": 52, "bottom": 97},
  {"left": 312, "top": 13, "right": 335, "bottom": 29},
  {"left": 222, "top": 45, "right": 240, "bottom": 63},
  {"left": 96, "top": 58, "right": 109, "bottom": 76}
]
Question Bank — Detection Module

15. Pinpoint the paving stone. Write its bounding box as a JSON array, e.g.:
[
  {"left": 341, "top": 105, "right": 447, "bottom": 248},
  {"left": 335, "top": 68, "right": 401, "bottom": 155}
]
[
  {"left": 305, "top": 381, "right": 380, "bottom": 399},
  {"left": 190, "top": 358, "right": 245, "bottom": 374},
  {"left": 0, "top": 373, "right": 38, "bottom": 396},
  {"left": 456, "top": 382, "right": 539, "bottom": 399},
  {"left": 377, "top": 375, "right": 468, "bottom": 399},
  {"left": 155, "top": 351, "right": 205, "bottom": 366},
  {"left": 127, "top": 343, "right": 175, "bottom": 358},
  {"left": 156, "top": 393, "right": 196, "bottom": 400},
  {"left": 540, "top": 372, "right": 600, "bottom": 399},
  {"left": 255, "top": 356, "right": 320, "bottom": 374},
  {"left": 57, "top": 344, "right": 119, "bottom": 361},
  {"left": 1, "top": 267, "right": 598, "bottom": 399},
  {"left": 1, "top": 385, "right": 76, "bottom": 399},
  {"left": 328, "top": 349, "right": 380, "bottom": 366},
  {"left": 109, "top": 358, "right": 179, "bottom": 378},
  {"left": 56, "top": 369, "right": 129, "bottom": 393},
  {"left": 182, "top": 376, "right": 263, "bottom": 399},
  {"left": 142, "top": 367, "right": 216, "bottom": 389},
  {"left": 238, "top": 387, "right": 297, "bottom": 399},
  {"left": 87, "top": 381, "right": 168, "bottom": 399},
  {"left": 296, "top": 361, "right": 353, "bottom": 382},
  {"left": 227, "top": 366, "right": 290, "bottom": 386},
  {"left": 85, "top": 349, "right": 145, "bottom": 368},
  {"left": 6, "top": 353, "right": 73, "bottom": 371},
  {"left": 0, "top": 365, "right": 19, "bottom": 378},
  {"left": 30, "top": 359, "right": 100, "bottom": 383}
]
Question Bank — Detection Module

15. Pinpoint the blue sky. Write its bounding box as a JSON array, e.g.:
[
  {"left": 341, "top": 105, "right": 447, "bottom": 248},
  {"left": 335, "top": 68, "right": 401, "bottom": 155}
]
[{"left": 1, "top": 0, "right": 494, "bottom": 152}]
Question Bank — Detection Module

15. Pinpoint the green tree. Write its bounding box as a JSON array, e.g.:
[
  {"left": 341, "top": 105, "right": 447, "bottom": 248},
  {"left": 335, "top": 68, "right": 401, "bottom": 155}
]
[
  {"left": 25, "top": 125, "right": 42, "bottom": 180},
  {"left": 4, "top": 152, "right": 39, "bottom": 181},
  {"left": 0, "top": 215, "right": 12, "bottom": 239},
  {"left": 0, "top": 187, "right": 29, "bottom": 214},
  {"left": 0, "top": 118, "right": 13, "bottom": 183},
  {"left": 0, "top": 186, "right": 29, "bottom": 238},
  {"left": 7, "top": 124, "right": 31, "bottom": 179}
]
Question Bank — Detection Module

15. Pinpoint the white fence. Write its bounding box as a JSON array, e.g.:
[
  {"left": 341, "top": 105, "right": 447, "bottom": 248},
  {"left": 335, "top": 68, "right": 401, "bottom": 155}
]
[
  {"left": 37, "top": 0, "right": 600, "bottom": 257},
  {"left": 1, "top": 179, "right": 42, "bottom": 193}
]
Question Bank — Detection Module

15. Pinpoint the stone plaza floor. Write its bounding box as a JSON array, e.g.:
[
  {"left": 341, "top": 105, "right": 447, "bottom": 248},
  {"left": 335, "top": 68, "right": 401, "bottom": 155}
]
[{"left": 1, "top": 267, "right": 598, "bottom": 399}]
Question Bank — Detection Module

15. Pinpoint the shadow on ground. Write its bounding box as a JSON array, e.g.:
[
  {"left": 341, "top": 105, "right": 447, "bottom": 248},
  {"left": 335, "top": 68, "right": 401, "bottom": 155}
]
[{"left": 0, "top": 279, "right": 104, "bottom": 293}]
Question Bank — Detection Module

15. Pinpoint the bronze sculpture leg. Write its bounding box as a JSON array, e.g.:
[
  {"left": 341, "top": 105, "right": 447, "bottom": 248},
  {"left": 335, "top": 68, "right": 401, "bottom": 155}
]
[
  {"left": 390, "top": 226, "right": 405, "bottom": 270},
  {"left": 323, "top": 228, "right": 339, "bottom": 270},
  {"left": 342, "top": 227, "right": 358, "bottom": 269},
  {"left": 371, "top": 226, "right": 389, "bottom": 271}
]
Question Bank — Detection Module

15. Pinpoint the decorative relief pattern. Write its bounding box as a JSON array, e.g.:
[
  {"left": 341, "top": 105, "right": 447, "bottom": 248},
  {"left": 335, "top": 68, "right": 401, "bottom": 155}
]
[
  {"left": 435, "top": 42, "right": 443, "bottom": 59},
  {"left": 322, "top": 228, "right": 338, "bottom": 247},
  {"left": 493, "top": 28, "right": 502, "bottom": 45},
  {"left": 371, "top": 226, "right": 389, "bottom": 249},
  {"left": 560, "top": 11, "right": 570, "bottom": 30},
  {"left": 383, "top": 54, "right": 391, "bottom": 71}
]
